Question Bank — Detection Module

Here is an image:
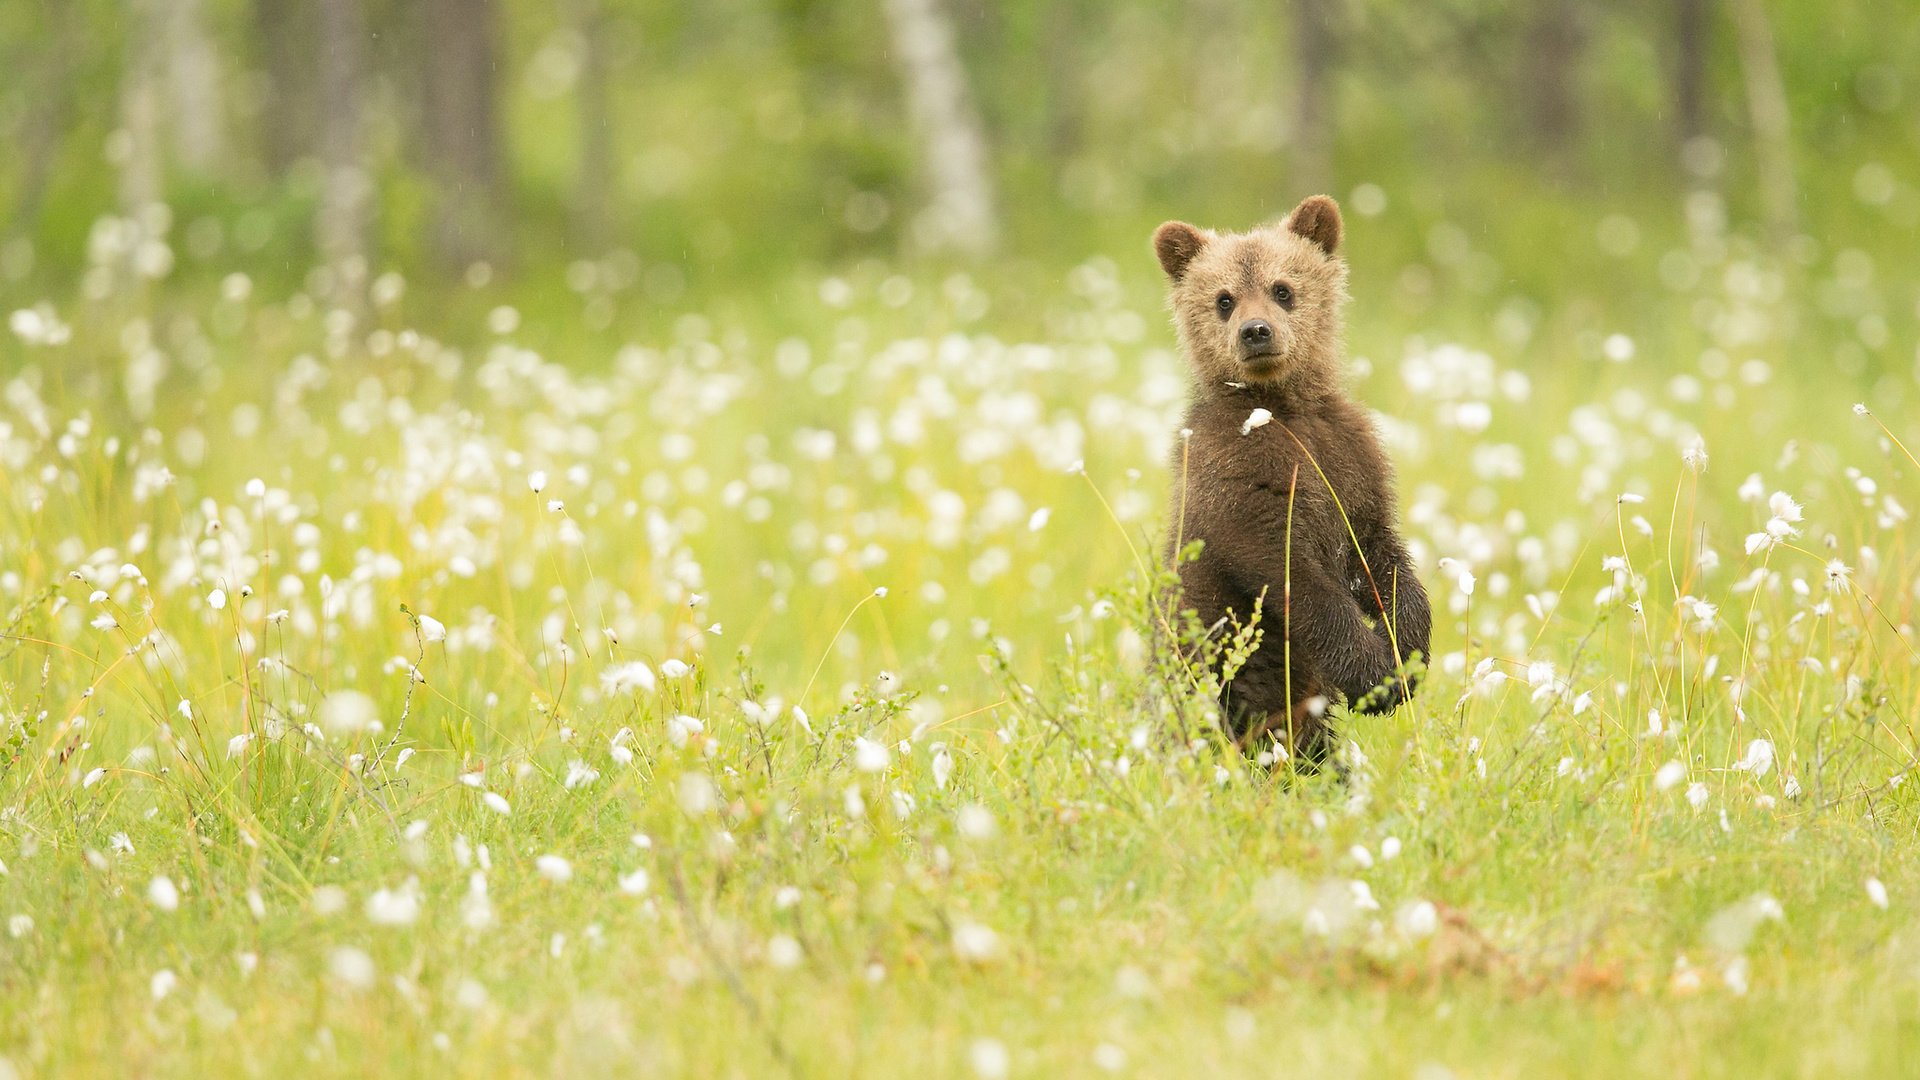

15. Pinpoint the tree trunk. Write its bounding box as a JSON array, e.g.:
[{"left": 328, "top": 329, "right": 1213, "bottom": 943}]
[
  {"left": 571, "top": 0, "right": 615, "bottom": 248},
  {"left": 119, "top": 0, "right": 167, "bottom": 213},
  {"left": 1042, "top": 0, "right": 1083, "bottom": 160},
  {"left": 1292, "top": 0, "right": 1337, "bottom": 196},
  {"left": 9, "top": 0, "right": 78, "bottom": 235},
  {"left": 316, "top": 0, "right": 370, "bottom": 302},
  {"left": 422, "top": 0, "right": 509, "bottom": 271},
  {"left": 254, "top": 0, "right": 321, "bottom": 177},
  {"left": 1674, "top": 0, "right": 1710, "bottom": 152},
  {"left": 1523, "top": 0, "right": 1583, "bottom": 174},
  {"left": 1727, "top": 0, "right": 1797, "bottom": 239},
  {"left": 882, "top": 0, "right": 999, "bottom": 257},
  {"left": 164, "top": 0, "right": 227, "bottom": 173}
]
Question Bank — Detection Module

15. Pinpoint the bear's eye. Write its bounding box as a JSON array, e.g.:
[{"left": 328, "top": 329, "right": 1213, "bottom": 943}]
[
  {"left": 1271, "top": 282, "right": 1294, "bottom": 308},
  {"left": 1215, "top": 292, "right": 1235, "bottom": 317}
]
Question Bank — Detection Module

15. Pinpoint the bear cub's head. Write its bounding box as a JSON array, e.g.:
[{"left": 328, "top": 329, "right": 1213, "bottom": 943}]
[{"left": 1153, "top": 195, "right": 1349, "bottom": 395}]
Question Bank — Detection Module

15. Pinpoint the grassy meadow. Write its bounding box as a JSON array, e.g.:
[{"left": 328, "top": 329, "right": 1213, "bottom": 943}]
[{"left": 4, "top": 187, "right": 1920, "bottom": 1079}]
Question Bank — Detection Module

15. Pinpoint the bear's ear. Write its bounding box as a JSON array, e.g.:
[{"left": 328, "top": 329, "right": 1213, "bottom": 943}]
[
  {"left": 1152, "top": 221, "right": 1209, "bottom": 282},
  {"left": 1285, "top": 195, "right": 1342, "bottom": 256}
]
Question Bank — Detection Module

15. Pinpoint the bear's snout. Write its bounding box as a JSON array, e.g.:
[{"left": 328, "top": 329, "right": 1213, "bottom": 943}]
[{"left": 1233, "top": 317, "right": 1291, "bottom": 365}]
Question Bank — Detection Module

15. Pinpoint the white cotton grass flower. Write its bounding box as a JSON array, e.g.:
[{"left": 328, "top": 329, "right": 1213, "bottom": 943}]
[
  {"left": 481, "top": 791, "right": 511, "bottom": 816},
  {"left": 957, "top": 805, "right": 996, "bottom": 840},
  {"left": 853, "top": 737, "right": 891, "bottom": 773},
  {"left": 1867, "top": 877, "right": 1889, "bottom": 910},
  {"left": 318, "top": 689, "right": 378, "bottom": 734},
  {"left": 150, "top": 969, "right": 178, "bottom": 1001},
  {"left": 527, "top": 470, "right": 548, "bottom": 494},
  {"left": 563, "top": 760, "right": 600, "bottom": 789},
  {"left": 970, "top": 1038, "right": 1010, "bottom": 1080},
  {"left": 677, "top": 773, "right": 718, "bottom": 815},
  {"left": 1654, "top": 760, "right": 1686, "bottom": 792},
  {"left": 1240, "top": 408, "right": 1273, "bottom": 435},
  {"left": 659, "top": 659, "right": 691, "bottom": 679},
  {"left": 417, "top": 614, "right": 447, "bottom": 643},
  {"left": 1436, "top": 557, "right": 1474, "bottom": 596},
  {"left": 600, "top": 661, "right": 656, "bottom": 696},
  {"left": 666, "top": 714, "right": 704, "bottom": 748},
  {"left": 462, "top": 873, "right": 494, "bottom": 930},
  {"left": 148, "top": 875, "right": 180, "bottom": 912},
  {"left": 535, "top": 855, "right": 573, "bottom": 883},
  {"left": 951, "top": 921, "right": 1000, "bottom": 963},
  {"left": 206, "top": 588, "right": 227, "bottom": 610},
  {"left": 1825, "top": 559, "right": 1853, "bottom": 594},
  {"left": 618, "top": 869, "right": 650, "bottom": 896},
  {"left": 1747, "top": 492, "right": 1806, "bottom": 554},
  {"left": 1396, "top": 899, "right": 1439, "bottom": 938},
  {"left": 328, "top": 947, "right": 376, "bottom": 990},
  {"left": 1705, "top": 894, "right": 1785, "bottom": 952},
  {"left": 1678, "top": 595, "right": 1718, "bottom": 633},
  {"left": 365, "top": 881, "right": 421, "bottom": 926},
  {"left": 1732, "top": 739, "right": 1774, "bottom": 778},
  {"left": 766, "top": 935, "right": 804, "bottom": 970},
  {"left": 1686, "top": 781, "right": 1710, "bottom": 809}
]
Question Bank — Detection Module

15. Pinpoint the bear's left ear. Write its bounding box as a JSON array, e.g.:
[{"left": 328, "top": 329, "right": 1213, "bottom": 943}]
[{"left": 1285, "top": 195, "right": 1342, "bottom": 256}]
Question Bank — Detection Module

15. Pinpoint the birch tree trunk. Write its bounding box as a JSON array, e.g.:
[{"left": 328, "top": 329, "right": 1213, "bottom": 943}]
[
  {"left": 422, "top": 0, "right": 510, "bottom": 271},
  {"left": 164, "top": 0, "right": 227, "bottom": 173},
  {"left": 9, "top": 0, "right": 78, "bottom": 234},
  {"left": 119, "top": 0, "right": 167, "bottom": 213},
  {"left": 572, "top": 0, "right": 615, "bottom": 247},
  {"left": 1674, "top": 0, "right": 1711, "bottom": 154},
  {"left": 1292, "top": 0, "right": 1337, "bottom": 196},
  {"left": 1727, "top": 0, "right": 1797, "bottom": 240},
  {"left": 1523, "top": 0, "right": 1584, "bottom": 174},
  {"left": 882, "top": 0, "right": 999, "bottom": 258},
  {"left": 255, "top": 0, "right": 321, "bottom": 177},
  {"left": 317, "top": 0, "right": 370, "bottom": 301}
]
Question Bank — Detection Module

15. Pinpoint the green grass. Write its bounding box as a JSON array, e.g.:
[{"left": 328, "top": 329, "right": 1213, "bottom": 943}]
[{"left": 2, "top": 204, "right": 1920, "bottom": 1077}]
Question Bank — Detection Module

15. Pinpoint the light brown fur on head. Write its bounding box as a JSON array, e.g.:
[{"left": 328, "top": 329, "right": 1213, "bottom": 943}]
[{"left": 1152, "top": 196, "right": 1350, "bottom": 404}]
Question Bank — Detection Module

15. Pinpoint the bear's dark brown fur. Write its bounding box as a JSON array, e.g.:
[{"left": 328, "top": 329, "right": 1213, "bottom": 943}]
[{"left": 1155, "top": 195, "right": 1430, "bottom": 761}]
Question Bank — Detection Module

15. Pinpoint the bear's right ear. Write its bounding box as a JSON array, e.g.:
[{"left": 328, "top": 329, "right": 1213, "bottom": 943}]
[{"left": 1152, "top": 222, "right": 1209, "bottom": 282}]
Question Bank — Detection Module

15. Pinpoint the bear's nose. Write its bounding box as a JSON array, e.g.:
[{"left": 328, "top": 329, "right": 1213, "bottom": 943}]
[{"left": 1238, "top": 319, "right": 1273, "bottom": 346}]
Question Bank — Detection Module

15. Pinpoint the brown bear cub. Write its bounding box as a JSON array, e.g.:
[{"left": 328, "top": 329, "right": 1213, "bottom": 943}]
[{"left": 1155, "top": 195, "right": 1430, "bottom": 763}]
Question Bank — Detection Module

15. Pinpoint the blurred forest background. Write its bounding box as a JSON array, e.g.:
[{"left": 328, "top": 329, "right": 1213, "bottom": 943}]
[{"left": 0, "top": 0, "right": 1916, "bottom": 357}]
